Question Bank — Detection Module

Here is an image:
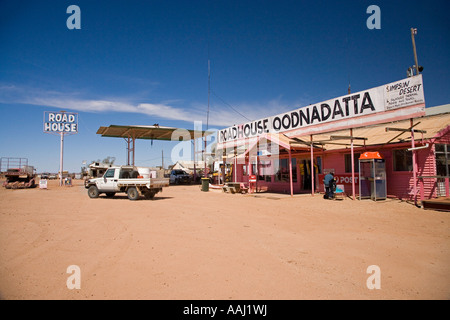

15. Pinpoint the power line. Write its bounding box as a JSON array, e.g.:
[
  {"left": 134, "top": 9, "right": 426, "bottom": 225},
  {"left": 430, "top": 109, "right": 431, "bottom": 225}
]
[{"left": 211, "top": 89, "right": 251, "bottom": 121}]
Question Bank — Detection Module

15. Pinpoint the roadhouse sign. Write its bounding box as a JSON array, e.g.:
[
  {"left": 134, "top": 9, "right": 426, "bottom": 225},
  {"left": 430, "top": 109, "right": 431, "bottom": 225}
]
[
  {"left": 218, "top": 75, "right": 424, "bottom": 143},
  {"left": 43, "top": 111, "right": 78, "bottom": 133}
]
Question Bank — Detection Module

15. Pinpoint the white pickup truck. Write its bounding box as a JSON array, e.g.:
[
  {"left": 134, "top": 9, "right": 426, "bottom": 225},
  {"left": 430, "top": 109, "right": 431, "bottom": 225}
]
[{"left": 85, "top": 165, "right": 169, "bottom": 200}]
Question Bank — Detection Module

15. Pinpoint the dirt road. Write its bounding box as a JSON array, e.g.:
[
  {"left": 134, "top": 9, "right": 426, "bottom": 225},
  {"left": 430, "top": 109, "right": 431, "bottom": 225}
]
[{"left": 0, "top": 180, "right": 449, "bottom": 299}]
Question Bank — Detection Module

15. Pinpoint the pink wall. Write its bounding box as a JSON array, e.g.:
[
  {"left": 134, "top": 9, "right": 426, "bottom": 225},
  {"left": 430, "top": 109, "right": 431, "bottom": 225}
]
[
  {"left": 319, "top": 146, "right": 437, "bottom": 200},
  {"left": 231, "top": 127, "right": 449, "bottom": 200}
]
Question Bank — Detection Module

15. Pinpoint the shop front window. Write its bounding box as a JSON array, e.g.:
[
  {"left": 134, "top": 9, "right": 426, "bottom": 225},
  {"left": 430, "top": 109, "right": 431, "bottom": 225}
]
[
  {"left": 275, "top": 158, "right": 297, "bottom": 183},
  {"left": 257, "top": 160, "right": 272, "bottom": 182},
  {"left": 345, "top": 153, "right": 360, "bottom": 173},
  {"left": 316, "top": 156, "right": 322, "bottom": 174},
  {"left": 393, "top": 149, "right": 412, "bottom": 171},
  {"left": 435, "top": 144, "right": 450, "bottom": 177}
]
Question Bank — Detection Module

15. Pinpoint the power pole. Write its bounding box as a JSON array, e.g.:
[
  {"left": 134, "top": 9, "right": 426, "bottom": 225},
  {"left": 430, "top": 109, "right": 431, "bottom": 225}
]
[
  {"left": 204, "top": 58, "right": 210, "bottom": 177},
  {"left": 411, "top": 28, "right": 420, "bottom": 75}
]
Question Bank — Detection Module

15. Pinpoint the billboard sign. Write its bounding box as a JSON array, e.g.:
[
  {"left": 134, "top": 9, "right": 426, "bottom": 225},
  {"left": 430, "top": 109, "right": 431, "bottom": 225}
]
[
  {"left": 218, "top": 75, "right": 425, "bottom": 144},
  {"left": 43, "top": 111, "right": 78, "bottom": 134}
]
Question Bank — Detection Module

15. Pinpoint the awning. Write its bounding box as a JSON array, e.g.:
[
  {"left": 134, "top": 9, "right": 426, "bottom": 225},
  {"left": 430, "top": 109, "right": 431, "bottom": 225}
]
[
  {"left": 96, "top": 124, "right": 215, "bottom": 166},
  {"left": 97, "top": 124, "right": 214, "bottom": 141},
  {"left": 286, "top": 112, "right": 450, "bottom": 150}
]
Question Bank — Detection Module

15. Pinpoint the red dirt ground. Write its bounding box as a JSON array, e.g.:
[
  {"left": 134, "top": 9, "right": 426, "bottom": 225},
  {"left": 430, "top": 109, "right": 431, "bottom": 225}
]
[{"left": 0, "top": 179, "right": 449, "bottom": 300}]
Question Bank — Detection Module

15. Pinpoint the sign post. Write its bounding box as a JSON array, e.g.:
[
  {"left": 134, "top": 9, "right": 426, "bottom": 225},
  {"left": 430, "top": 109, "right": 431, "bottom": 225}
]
[{"left": 43, "top": 111, "right": 78, "bottom": 186}]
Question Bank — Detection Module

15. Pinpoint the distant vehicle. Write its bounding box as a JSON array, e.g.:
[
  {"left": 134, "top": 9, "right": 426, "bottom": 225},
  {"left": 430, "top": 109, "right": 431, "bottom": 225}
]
[
  {"left": 41, "top": 172, "right": 50, "bottom": 179},
  {"left": 1, "top": 157, "right": 36, "bottom": 189},
  {"left": 169, "top": 169, "right": 192, "bottom": 184},
  {"left": 48, "top": 174, "right": 58, "bottom": 180},
  {"left": 87, "top": 161, "right": 113, "bottom": 179},
  {"left": 85, "top": 165, "right": 169, "bottom": 200}
]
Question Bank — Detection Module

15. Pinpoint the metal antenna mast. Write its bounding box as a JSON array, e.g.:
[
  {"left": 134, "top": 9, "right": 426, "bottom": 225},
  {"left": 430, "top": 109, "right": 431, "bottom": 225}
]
[{"left": 207, "top": 58, "right": 210, "bottom": 130}]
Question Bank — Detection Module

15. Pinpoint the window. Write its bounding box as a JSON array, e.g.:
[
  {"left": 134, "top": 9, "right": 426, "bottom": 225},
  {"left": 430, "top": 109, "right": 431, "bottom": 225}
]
[
  {"left": 104, "top": 169, "right": 115, "bottom": 178},
  {"left": 242, "top": 165, "right": 247, "bottom": 176},
  {"left": 257, "top": 160, "right": 272, "bottom": 182},
  {"left": 345, "top": 153, "right": 360, "bottom": 173},
  {"left": 435, "top": 144, "right": 450, "bottom": 177},
  {"left": 250, "top": 161, "right": 272, "bottom": 182},
  {"left": 316, "top": 156, "right": 322, "bottom": 174},
  {"left": 393, "top": 149, "right": 412, "bottom": 171},
  {"left": 275, "top": 158, "right": 297, "bottom": 183}
]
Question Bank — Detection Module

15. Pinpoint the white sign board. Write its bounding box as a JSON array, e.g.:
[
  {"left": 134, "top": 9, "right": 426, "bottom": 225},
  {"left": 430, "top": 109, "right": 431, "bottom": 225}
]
[
  {"left": 43, "top": 111, "right": 78, "bottom": 134},
  {"left": 218, "top": 75, "right": 425, "bottom": 143},
  {"left": 39, "top": 179, "right": 48, "bottom": 189},
  {"left": 384, "top": 75, "right": 424, "bottom": 110}
]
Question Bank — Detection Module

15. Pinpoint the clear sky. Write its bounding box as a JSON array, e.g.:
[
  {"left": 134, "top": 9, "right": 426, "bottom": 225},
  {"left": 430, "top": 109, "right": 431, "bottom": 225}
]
[{"left": 1, "top": 0, "right": 449, "bottom": 173}]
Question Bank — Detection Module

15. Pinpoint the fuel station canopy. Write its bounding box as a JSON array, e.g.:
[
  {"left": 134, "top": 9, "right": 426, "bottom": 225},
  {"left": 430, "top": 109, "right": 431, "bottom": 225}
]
[{"left": 96, "top": 124, "right": 214, "bottom": 166}]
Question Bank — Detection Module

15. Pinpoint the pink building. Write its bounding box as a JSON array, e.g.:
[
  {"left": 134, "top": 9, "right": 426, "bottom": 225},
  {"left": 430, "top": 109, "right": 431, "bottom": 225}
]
[{"left": 216, "top": 99, "right": 449, "bottom": 205}]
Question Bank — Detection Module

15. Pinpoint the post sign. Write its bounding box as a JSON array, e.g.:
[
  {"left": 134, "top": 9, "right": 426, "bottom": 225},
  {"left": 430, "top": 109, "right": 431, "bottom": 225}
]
[
  {"left": 43, "top": 111, "right": 78, "bottom": 134},
  {"left": 318, "top": 173, "right": 358, "bottom": 190},
  {"left": 43, "top": 111, "right": 78, "bottom": 186}
]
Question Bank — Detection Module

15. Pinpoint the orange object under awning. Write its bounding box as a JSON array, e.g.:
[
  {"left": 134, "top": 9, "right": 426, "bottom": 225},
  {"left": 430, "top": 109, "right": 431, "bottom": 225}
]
[{"left": 359, "top": 151, "right": 383, "bottom": 160}]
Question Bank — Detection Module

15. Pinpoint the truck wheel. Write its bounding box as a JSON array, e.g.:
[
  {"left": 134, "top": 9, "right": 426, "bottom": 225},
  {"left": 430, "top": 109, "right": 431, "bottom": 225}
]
[
  {"left": 127, "top": 187, "right": 139, "bottom": 200},
  {"left": 105, "top": 192, "right": 115, "bottom": 198},
  {"left": 88, "top": 186, "right": 99, "bottom": 198}
]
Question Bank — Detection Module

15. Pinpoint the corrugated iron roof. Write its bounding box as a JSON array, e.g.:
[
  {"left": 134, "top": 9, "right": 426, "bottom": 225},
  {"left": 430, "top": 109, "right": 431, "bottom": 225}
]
[
  {"left": 96, "top": 124, "right": 214, "bottom": 140},
  {"left": 287, "top": 111, "right": 450, "bottom": 151}
]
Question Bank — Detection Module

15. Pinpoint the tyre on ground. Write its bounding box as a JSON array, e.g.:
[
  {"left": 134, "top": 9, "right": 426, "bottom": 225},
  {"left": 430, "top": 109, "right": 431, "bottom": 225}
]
[
  {"left": 88, "top": 185, "right": 99, "bottom": 198},
  {"left": 127, "top": 187, "right": 139, "bottom": 200}
]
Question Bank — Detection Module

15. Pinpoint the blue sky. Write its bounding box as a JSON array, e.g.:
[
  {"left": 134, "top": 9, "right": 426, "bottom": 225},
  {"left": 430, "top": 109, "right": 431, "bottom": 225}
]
[{"left": 1, "top": 0, "right": 449, "bottom": 173}]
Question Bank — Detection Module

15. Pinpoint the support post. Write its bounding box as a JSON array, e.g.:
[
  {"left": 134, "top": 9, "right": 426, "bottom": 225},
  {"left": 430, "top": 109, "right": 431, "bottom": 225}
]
[
  {"left": 322, "top": 146, "right": 325, "bottom": 194},
  {"left": 350, "top": 129, "right": 356, "bottom": 200},
  {"left": 59, "top": 132, "right": 64, "bottom": 186},
  {"left": 132, "top": 136, "right": 135, "bottom": 166},
  {"left": 248, "top": 155, "right": 253, "bottom": 194},
  {"left": 310, "top": 135, "right": 314, "bottom": 196},
  {"left": 125, "top": 137, "right": 131, "bottom": 166},
  {"left": 204, "top": 137, "right": 208, "bottom": 178},
  {"left": 445, "top": 177, "right": 449, "bottom": 197},
  {"left": 288, "top": 148, "right": 293, "bottom": 197},
  {"left": 234, "top": 148, "right": 237, "bottom": 182},
  {"left": 411, "top": 119, "right": 418, "bottom": 206},
  {"left": 193, "top": 139, "right": 196, "bottom": 182},
  {"left": 124, "top": 136, "right": 136, "bottom": 166},
  {"left": 419, "top": 177, "right": 424, "bottom": 203}
]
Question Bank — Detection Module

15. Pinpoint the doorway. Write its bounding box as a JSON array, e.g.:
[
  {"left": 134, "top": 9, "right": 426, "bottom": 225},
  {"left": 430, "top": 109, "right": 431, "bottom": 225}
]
[{"left": 299, "top": 159, "right": 318, "bottom": 191}]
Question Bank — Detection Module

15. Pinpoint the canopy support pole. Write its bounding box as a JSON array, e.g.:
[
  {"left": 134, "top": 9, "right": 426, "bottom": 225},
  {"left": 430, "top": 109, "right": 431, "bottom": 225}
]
[{"left": 310, "top": 134, "right": 314, "bottom": 196}]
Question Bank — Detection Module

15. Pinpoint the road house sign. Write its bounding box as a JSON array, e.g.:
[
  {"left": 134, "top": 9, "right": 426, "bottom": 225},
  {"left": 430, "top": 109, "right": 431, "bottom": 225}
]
[
  {"left": 43, "top": 111, "right": 78, "bottom": 134},
  {"left": 218, "top": 75, "right": 425, "bottom": 143}
]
